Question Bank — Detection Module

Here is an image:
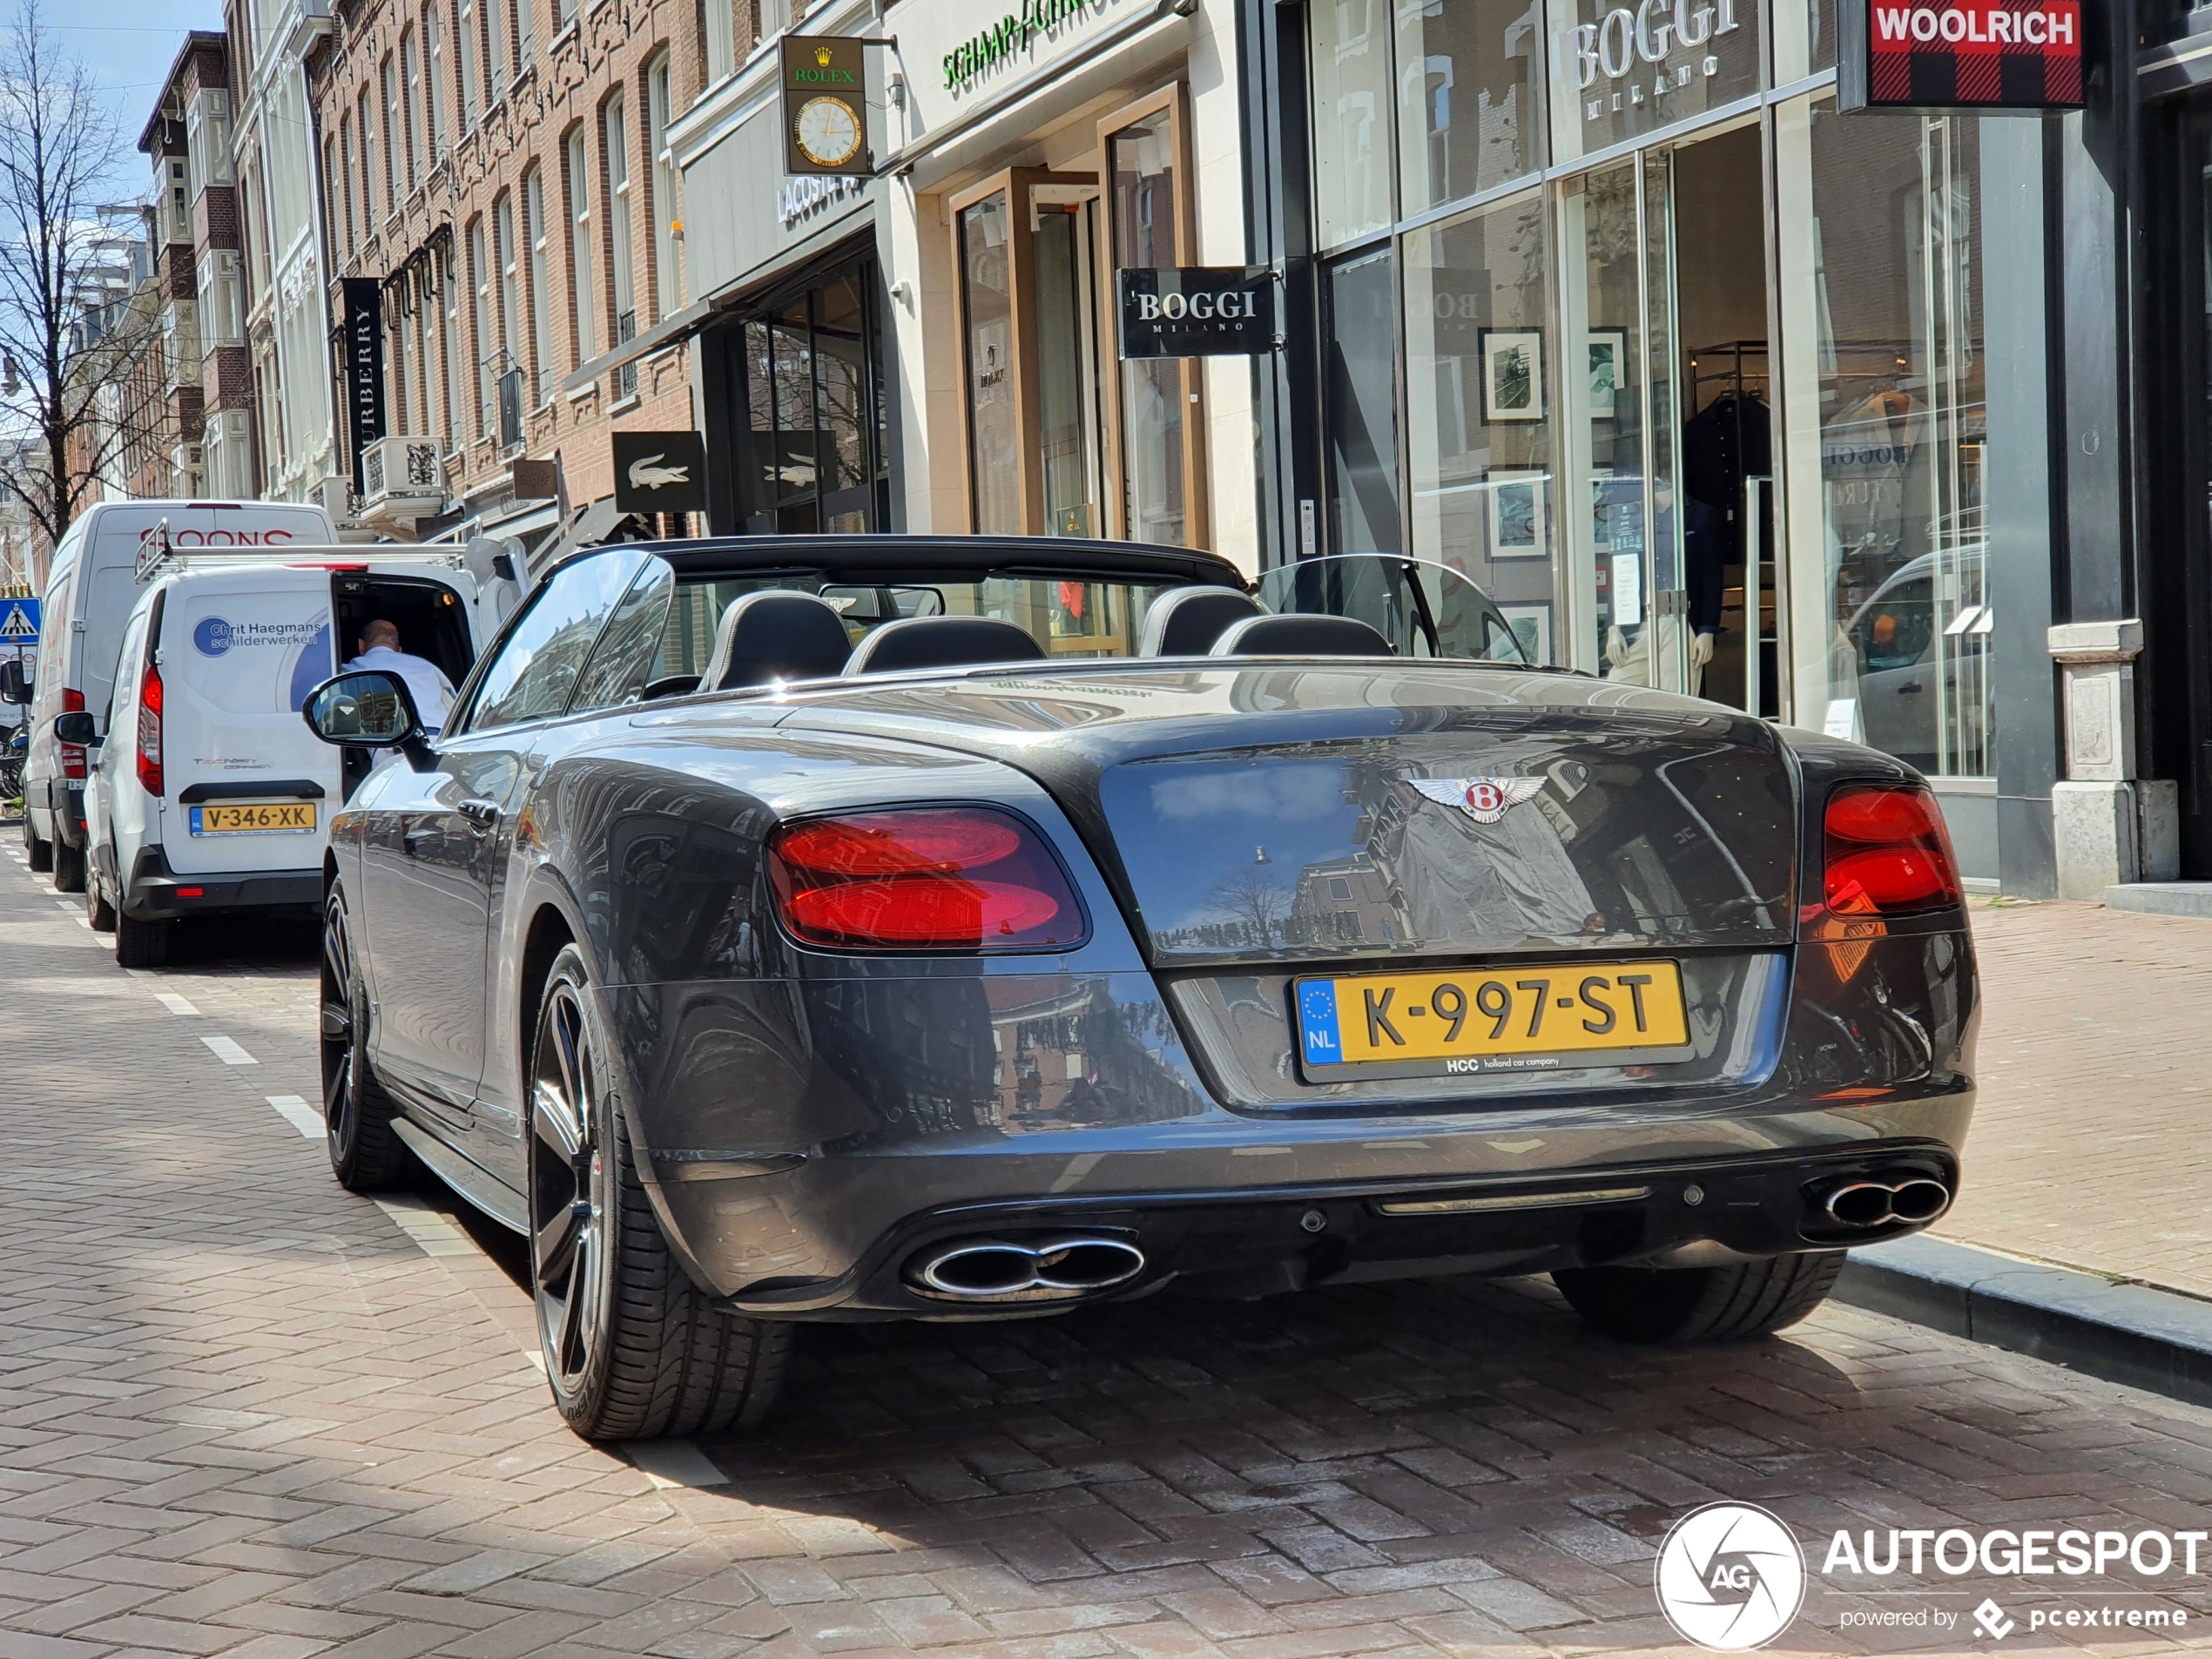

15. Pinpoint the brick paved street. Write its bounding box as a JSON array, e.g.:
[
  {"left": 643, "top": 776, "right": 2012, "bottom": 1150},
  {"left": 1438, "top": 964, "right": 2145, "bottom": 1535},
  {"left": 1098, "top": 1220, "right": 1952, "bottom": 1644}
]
[
  {"left": 11, "top": 847, "right": 2212, "bottom": 1656},
  {"left": 1938, "top": 902, "right": 2212, "bottom": 1299}
]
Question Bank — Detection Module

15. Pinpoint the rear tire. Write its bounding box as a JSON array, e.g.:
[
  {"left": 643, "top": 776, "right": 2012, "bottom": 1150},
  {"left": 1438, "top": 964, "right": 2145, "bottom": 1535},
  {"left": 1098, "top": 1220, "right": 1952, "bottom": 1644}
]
[
  {"left": 322, "top": 881, "right": 411, "bottom": 1190},
  {"left": 528, "top": 944, "right": 790, "bottom": 1440},
  {"left": 51, "top": 835, "right": 84, "bottom": 893},
  {"left": 84, "top": 867, "right": 116, "bottom": 932},
  {"left": 114, "top": 910, "right": 170, "bottom": 968},
  {"left": 25, "top": 815, "right": 51, "bottom": 872},
  {"left": 1552, "top": 1251, "right": 1847, "bottom": 1345}
]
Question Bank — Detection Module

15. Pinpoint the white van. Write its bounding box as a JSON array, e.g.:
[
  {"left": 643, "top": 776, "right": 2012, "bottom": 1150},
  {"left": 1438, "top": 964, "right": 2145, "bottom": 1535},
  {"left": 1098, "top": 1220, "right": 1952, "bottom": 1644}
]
[
  {"left": 78, "top": 547, "right": 504, "bottom": 967},
  {"left": 19, "top": 500, "right": 334, "bottom": 892}
]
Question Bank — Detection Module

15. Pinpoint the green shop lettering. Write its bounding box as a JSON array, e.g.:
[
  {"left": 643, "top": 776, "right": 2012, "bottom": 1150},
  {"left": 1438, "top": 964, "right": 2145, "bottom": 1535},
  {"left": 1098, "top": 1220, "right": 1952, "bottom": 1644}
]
[{"left": 942, "top": 0, "right": 1093, "bottom": 89}]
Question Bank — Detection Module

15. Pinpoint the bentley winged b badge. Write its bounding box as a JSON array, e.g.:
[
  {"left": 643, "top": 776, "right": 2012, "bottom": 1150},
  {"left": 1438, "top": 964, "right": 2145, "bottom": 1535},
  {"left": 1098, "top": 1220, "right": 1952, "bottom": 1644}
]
[{"left": 1412, "top": 776, "right": 1545, "bottom": 826}]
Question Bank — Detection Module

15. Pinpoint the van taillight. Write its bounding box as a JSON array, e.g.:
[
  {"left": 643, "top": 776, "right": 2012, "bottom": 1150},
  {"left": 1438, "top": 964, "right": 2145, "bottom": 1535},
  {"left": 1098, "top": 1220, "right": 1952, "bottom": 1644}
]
[
  {"left": 766, "top": 807, "right": 1085, "bottom": 952},
  {"left": 60, "top": 690, "right": 86, "bottom": 779},
  {"left": 137, "top": 664, "right": 163, "bottom": 798},
  {"left": 1822, "top": 785, "right": 1960, "bottom": 916}
]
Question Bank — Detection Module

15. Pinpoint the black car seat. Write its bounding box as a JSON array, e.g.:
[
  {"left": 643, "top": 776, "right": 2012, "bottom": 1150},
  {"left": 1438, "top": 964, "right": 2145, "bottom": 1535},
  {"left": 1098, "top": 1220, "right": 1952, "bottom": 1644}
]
[
  {"left": 842, "top": 616, "right": 1047, "bottom": 675},
  {"left": 701, "top": 591, "right": 853, "bottom": 689},
  {"left": 1210, "top": 614, "right": 1395, "bottom": 657},
  {"left": 1138, "top": 585, "right": 1264, "bottom": 656}
]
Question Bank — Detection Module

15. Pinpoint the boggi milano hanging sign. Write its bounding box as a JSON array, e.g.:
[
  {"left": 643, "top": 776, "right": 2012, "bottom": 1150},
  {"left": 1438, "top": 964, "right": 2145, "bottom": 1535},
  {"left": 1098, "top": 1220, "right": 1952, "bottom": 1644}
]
[
  {"left": 1555, "top": 0, "right": 1758, "bottom": 146},
  {"left": 1838, "top": 0, "right": 2083, "bottom": 111}
]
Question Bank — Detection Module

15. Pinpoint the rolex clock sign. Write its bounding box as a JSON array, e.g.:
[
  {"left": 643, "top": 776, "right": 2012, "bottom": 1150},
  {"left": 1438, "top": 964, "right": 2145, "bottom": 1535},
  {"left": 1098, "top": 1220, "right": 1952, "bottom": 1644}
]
[{"left": 782, "top": 37, "right": 871, "bottom": 175}]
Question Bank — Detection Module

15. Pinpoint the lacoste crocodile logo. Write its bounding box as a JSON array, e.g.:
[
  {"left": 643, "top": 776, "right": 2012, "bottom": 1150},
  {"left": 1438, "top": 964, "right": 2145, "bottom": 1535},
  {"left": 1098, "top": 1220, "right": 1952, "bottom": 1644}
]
[{"left": 627, "top": 454, "right": 691, "bottom": 490}]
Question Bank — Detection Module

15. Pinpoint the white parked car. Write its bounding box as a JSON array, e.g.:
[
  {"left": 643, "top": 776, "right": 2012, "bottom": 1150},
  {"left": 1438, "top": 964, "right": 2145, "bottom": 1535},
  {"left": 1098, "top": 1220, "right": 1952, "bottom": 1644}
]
[
  {"left": 17, "top": 500, "right": 336, "bottom": 892},
  {"left": 72, "top": 546, "right": 509, "bottom": 967}
]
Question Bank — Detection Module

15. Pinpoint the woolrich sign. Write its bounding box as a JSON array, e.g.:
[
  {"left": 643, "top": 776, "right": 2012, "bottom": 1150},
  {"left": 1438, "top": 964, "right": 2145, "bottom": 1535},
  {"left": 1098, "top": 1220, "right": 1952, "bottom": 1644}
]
[{"left": 1838, "top": 0, "right": 2084, "bottom": 110}]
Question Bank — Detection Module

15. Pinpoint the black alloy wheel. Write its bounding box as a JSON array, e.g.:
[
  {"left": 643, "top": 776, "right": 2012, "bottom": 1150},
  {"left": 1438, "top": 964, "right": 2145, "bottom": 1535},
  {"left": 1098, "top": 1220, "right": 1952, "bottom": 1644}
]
[
  {"left": 526, "top": 944, "right": 790, "bottom": 1440},
  {"left": 321, "top": 881, "right": 409, "bottom": 1189},
  {"left": 529, "top": 972, "right": 612, "bottom": 1399}
]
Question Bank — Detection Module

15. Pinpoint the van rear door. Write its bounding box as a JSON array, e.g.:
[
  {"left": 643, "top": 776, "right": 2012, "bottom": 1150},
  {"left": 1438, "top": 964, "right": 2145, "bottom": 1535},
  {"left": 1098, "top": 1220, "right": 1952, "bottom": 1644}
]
[{"left": 158, "top": 572, "right": 341, "bottom": 878}]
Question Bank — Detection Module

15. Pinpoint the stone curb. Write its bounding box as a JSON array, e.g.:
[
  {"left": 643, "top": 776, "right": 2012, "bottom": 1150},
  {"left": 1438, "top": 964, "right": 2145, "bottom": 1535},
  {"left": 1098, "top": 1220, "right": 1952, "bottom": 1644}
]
[{"left": 1835, "top": 1233, "right": 2212, "bottom": 1411}]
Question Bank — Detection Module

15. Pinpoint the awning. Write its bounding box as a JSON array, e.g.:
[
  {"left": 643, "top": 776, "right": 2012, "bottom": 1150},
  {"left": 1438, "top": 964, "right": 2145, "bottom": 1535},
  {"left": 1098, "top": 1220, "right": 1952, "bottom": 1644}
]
[{"left": 560, "top": 298, "right": 716, "bottom": 395}]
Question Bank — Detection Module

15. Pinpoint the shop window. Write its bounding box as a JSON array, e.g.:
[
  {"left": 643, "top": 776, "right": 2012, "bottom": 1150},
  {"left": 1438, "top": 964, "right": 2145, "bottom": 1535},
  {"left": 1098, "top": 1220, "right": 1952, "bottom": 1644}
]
[
  {"left": 1393, "top": 0, "right": 1544, "bottom": 212},
  {"left": 1403, "top": 190, "right": 1556, "bottom": 658},
  {"left": 1323, "top": 246, "right": 1399, "bottom": 553},
  {"left": 1776, "top": 103, "right": 1988, "bottom": 776},
  {"left": 1307, "top": 0, "right": 1394, "bottom": 247},
  {"left": 731, "top": 260, "right": 891, "bottom": 534},
  {"left": 951, "top": 171, "right": 1109, "bottom": 538},
  {"left": 1099, "top": 88, "right": 1204, "bottom": 547}
]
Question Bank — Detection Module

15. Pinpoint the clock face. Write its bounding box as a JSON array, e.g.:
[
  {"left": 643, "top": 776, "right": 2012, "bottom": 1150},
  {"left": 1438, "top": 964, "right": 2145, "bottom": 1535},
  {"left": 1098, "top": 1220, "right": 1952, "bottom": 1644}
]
[{"left": 795, "top": 96, "right": 862, "bottom": 168}]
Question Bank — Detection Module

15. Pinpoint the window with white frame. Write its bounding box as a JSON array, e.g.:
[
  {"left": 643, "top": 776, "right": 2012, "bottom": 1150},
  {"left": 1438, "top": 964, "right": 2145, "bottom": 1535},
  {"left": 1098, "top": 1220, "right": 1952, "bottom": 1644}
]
[
  {"left": 198, "top": 251, "right": 245, "bottom": 348},
  {"left": 702, "top": 0, "right": 735, "bottom": 81},
  {"left": 525, "top": 167, "right": 552, "bottom": 401},
  {"left": 335, "top": 122, "right": 354, "bottom": 255},
  {"left": 648, "top": 56, "right": 679, "bottom": 318},
  {"left": 566, "top": 125, "right": 595, "bottom": 364},
  {"left": 495, "top": 193, "right": 519, "bottom": 435},
  {"left": 459, "top": 0, "right": 479, "bottom": 128},
  {"left": 156, "top": 156, "right": 189, "bottom": 242},
  {"left": 401, "top": 33, "right": 423, "bottom": 187},
  {"left": 469, "top": 217, "right": 492, "bottom": 435},
  {"left": 516, "top": 0, "right": 533, "bottom": 65},
  {"left": 486, "top": 0, "right": 507, "bottom": 96},
  {"left": 425, "top": 6, "right": 446, "bottom": 158},
  {"left": 381, "top": 63, "right": 398, "bottom": 211},
  {"left": 358, "top": 88, "right": 376, "bottom": 233},
  {"left": 441, "top": 250, "right": 462, "bottom": 450},
  {"left": 605, "top": 88, "right": 635, "bottom": 385},
  {"left": 185, "top": 88, "right": 234, "bottom": 199}
]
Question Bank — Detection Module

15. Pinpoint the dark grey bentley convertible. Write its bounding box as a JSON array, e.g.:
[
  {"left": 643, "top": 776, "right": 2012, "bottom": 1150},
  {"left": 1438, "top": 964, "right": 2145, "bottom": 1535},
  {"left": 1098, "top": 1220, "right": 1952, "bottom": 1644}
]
[{"left": 304, "top": 535, "right": 1975, "bottom": 1441}]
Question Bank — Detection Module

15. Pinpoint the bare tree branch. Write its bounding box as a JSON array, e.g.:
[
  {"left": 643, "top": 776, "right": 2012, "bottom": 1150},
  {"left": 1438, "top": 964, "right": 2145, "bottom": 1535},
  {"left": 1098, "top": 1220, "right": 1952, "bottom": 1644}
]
[{"left": 0, "top": 0, "right": 163, "bottom": 556}]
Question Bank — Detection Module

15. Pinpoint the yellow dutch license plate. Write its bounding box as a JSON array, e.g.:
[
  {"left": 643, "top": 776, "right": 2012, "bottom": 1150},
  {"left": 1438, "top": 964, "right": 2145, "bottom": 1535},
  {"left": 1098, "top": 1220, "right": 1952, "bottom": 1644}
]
[
  {"left": 191, "top": 801, "right": 318, "bottom": 835},
  {"left": 1295, "top": 960, "right": 1690, "bottom": 1076}
]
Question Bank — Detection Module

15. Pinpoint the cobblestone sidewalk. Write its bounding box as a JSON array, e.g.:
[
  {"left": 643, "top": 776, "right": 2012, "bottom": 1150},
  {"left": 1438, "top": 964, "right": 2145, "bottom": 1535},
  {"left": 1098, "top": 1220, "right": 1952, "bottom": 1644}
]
[
  {"left": 8, "top": 848, "right": 2212, "bottom": 1656},
  {"left": 1939, "top": 901, "right": 2212, "bottom": 1298}
]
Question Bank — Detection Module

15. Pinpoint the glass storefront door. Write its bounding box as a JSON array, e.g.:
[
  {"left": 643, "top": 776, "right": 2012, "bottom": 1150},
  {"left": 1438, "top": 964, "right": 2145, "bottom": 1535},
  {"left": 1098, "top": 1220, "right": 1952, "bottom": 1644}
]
[{"left": 953, "top": 169, "right": 1109, "bottom": 537}]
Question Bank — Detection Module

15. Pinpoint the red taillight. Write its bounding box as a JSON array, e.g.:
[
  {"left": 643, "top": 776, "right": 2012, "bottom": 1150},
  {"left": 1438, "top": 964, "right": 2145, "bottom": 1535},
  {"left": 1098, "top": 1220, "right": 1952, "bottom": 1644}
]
[
  {"left": 60, "top": 689, "right": 86, "bottom": 779},
  {"left": 1822, "top": 785, "right": 1959, "bottom": 916},
  {"left": 767, "top": 807, "right": 1085, "bottom": 951},
  {"left": 137, "top": 664, "right": 164, "bottom": 798},
  {"left": 175, "top": 887, "right": 203, "bottom": 898}
]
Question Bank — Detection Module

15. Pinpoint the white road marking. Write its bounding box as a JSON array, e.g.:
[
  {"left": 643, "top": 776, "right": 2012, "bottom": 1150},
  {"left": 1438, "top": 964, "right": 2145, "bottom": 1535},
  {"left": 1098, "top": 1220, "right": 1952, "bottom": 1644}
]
[
  {"left": 266, "top": 1094, "right": 322, "bottom": 1138},
  {"left": 155, "top": 992, "right": 200, "bottom": 1016},
  {"left": 624, "top": 1439, "right": 728, "bottom": 1489},
  {"left": 371, "top": 1195, "right": 478, "bottom": 1257},
  {"left": 199, "top": 1033, "right": 258, "bottom": 1066}
]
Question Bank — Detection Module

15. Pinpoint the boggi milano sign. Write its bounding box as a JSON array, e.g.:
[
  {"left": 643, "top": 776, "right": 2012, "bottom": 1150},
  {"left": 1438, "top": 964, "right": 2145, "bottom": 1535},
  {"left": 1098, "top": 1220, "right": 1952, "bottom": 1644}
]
[
  {"left": 1555, "top": 0, "right": 1757, "bottom": 144},
  {"left": 1839, "top": 0, "right": 2084, "bottom": 110}
]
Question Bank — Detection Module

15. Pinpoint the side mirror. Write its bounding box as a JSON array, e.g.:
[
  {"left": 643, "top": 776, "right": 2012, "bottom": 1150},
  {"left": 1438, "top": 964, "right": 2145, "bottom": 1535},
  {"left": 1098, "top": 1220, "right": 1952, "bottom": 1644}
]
[
  {"left": 51, "top": 711, "right": 97, "bottom": 747},
  {"left": 0, "top": 660, "right": 28, "bottom": 705},
  {"left": 301, "top": 671, "right": 435, "bottom": 770}
]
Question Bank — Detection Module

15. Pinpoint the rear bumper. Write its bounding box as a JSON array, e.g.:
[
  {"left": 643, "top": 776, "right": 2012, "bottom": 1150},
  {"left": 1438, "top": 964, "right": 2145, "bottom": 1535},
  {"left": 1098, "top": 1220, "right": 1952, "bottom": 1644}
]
[
  {"left": 648, "top": 1105, "right": 1972, "bottom": 1321},
  {"left": 124, "top": 845, "right": 321, "bottom": 921}
]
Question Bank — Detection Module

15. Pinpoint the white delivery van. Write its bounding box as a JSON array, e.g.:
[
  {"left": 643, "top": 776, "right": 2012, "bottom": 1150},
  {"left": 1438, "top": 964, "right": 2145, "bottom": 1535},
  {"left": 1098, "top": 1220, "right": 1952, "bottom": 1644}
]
[
  {"left": 79, "top": 547, "right": 505, "bottom": 967},
  {"left": 18, "top": 500, "right": 334, "bottom": 892}
]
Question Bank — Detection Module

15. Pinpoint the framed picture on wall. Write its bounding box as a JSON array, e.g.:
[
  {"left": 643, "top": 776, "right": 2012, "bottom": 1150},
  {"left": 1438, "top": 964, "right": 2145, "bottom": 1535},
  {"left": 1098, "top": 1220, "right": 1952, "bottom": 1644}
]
[
  {"left": 1500, "top": 604, "right": 1551, "bottom": 665},
  {"left": 1486, "top": 469, "right": 1548, "bottom": 557},
  {"left": 1477, "top": 329, "right": 1543, "bottom": 422},
  {"left": 1588, "top": 330, "right": 1625, "bottom": 420}
]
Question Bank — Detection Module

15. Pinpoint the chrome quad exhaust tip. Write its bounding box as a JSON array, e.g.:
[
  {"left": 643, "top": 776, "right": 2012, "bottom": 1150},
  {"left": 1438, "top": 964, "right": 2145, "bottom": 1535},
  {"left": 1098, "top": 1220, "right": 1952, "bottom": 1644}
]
[
  {"left": 1815, "top": 1172, "right": 1953, "bottom": 1231},
  {"left": 908, "top": 1235, "right": 1146, "bottom": 1302}
]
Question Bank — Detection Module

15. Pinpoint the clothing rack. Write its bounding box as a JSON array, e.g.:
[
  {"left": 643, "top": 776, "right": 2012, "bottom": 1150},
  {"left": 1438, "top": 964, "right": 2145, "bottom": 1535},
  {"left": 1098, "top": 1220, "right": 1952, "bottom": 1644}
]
[{"left": 1688, "top": 340, "right": 1769, "bottom": 415}]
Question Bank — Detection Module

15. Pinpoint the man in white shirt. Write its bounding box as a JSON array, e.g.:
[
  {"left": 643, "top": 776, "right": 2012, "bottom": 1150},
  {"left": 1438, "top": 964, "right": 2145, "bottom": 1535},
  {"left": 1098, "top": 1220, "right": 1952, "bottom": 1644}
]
[{"left": 343, "top": 619, "right": 456, "bottom": 735}]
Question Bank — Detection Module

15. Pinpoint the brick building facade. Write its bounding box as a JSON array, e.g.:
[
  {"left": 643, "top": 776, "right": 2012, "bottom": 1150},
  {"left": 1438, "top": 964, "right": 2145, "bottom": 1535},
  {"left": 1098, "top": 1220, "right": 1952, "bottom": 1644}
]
[{"left": 307, "top": 0, "right": 749, "bottom": 529}]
